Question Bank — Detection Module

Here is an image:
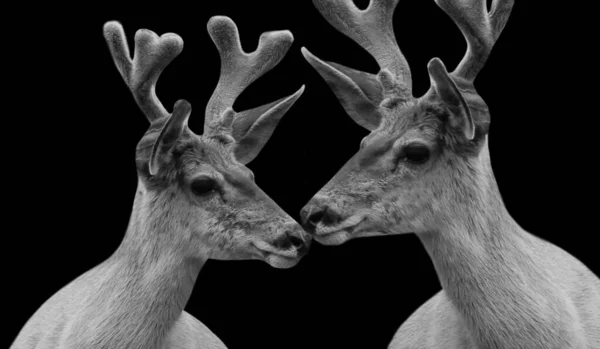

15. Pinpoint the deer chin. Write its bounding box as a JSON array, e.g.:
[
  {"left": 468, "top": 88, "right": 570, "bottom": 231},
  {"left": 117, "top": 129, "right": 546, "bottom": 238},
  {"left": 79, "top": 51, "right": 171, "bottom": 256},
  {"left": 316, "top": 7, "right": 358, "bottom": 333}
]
[{"left": 251, "top": 241, "right": 304, "bottom": 269}]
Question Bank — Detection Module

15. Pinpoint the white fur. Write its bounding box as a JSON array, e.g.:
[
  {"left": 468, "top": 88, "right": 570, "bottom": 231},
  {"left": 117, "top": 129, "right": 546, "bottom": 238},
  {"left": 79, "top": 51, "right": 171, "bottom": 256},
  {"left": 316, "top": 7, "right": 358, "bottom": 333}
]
[
  {"left": 391, "top": 146, "right": 600, "bottom": 348},
  {"left": 10, "top": 184, "right": 227, "bottom": 349},
  {"left": 308, "top": 141, "right": 600, "bottom": 348}
]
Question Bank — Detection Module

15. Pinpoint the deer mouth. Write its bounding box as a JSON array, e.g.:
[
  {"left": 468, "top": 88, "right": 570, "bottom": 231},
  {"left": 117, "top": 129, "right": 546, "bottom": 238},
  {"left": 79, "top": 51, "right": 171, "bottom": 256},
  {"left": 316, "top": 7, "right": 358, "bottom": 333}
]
[
  {"left": 251, "top": 241, "right": 305, "bottom": 269},
  {"left": 314, "top": 230, "right": 352, "bottom": 245},
  {"left": 264, "top": 253, "right": 301, "bottom": 269},
  {"left": 310, "top": 213, "right": 390, "bottom": 245},
  {"left": 312, "top": 215, "right": 366, "bottom": 245}
]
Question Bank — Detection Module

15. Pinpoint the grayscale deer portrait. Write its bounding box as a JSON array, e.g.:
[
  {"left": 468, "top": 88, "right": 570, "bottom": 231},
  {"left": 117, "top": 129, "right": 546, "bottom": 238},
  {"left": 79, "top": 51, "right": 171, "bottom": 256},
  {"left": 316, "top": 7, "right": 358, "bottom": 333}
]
[
  {"left": 300, "top": 0, "right": 600, "bottom": 348},
  {"left": 11, "top": 17, "right": 309, "bottom": 349}
]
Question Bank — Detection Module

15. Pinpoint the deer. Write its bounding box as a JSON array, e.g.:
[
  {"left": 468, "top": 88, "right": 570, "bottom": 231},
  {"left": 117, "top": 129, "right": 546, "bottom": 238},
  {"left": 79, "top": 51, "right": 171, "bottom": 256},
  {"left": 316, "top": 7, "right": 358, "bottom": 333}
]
[
  {"left": 299, "top": 0, "right": 600, "bottom": 348},
  {"left": 11, "top": 17, "right": 310, "bottom": 349}
]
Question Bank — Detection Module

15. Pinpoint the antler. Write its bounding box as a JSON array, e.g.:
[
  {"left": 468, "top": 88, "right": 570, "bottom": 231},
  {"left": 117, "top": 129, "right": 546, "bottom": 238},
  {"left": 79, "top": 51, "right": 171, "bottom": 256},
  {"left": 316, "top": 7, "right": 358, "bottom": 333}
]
[
  {"left": 312, "top": 0, "right": 412, "bottom": 98},
  {"left": 205, "top": 16, "right": 295, "bottom": 135},
  {"left": 103, "top": 21, "right": 183, "bottom": 123},
  {"left": 436, "top": 0, "right": 514, "bottom": 83}
]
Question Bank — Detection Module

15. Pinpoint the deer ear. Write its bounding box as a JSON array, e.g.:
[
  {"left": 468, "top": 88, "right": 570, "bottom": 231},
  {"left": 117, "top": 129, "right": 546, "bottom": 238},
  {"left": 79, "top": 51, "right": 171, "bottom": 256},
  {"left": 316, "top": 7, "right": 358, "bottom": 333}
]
[
  {"left": 149, "top": 100, "right": 191, "bottom": 175},
  {"left": 427, "top": 58, "right": 475, "bottom": 140},
  {"left": 232, "top": 85, "right": 305, "bottom": 165},
  {"left": 301, "top": 47, "right": 382, "bottom": 131}
]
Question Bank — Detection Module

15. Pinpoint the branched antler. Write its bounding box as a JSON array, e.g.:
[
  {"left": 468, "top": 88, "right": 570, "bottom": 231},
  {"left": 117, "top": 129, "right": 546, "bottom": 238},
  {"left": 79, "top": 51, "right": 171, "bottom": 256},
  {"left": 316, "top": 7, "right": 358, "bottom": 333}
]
[
  {"left": 312, "top": 0, "right": 411, "bottom": 98},
  {"left": 103, "top": 21, "right": 183, "bottom": 123},
  {"left": 436, "top": 0, "right": 514, "bottom": 83},
  {"left": 104, "top": 18, "right": 303, "bottom": 173},
  {"left": 305, "top": 0, "right": 513, "bottom": 139},
  {"left": 205, "top": 16, "right": 296, "bottom": 135}
]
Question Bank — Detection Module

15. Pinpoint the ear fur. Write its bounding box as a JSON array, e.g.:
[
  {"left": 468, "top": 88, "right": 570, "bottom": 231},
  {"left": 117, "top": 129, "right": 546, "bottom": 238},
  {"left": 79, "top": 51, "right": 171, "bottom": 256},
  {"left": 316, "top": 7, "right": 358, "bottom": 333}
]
[
  {"left": 232, "top": 85, "right": 305, "bottom": 165},
  {"left": 301, "top": 47, "right": 383, "bottom": 131},
  {"left": 427, "top": 58, "right": 475, "bottom": 140},
  {"left": 149, "top": 99, "right": 191, "bottom": 175}
]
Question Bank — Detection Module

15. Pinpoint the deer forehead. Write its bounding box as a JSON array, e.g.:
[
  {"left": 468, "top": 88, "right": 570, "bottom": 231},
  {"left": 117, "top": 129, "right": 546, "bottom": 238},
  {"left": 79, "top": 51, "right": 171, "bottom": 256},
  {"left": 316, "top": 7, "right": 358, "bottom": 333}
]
[
  {"left": 178, "top": 136, "right": 250, "bottom": 178},
  {"left": 362, "top": 123, "right": 440, "bottom": 156},
  {"left": 371, "top": 103, "right": 444, "bottom": 146}
]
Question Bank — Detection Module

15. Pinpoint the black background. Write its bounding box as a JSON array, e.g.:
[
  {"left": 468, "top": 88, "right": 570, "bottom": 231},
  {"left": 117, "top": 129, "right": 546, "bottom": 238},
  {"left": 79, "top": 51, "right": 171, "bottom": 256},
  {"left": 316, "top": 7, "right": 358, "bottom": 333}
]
[{"left": 6, "top": 2, "right": 598, "bottom": 349}]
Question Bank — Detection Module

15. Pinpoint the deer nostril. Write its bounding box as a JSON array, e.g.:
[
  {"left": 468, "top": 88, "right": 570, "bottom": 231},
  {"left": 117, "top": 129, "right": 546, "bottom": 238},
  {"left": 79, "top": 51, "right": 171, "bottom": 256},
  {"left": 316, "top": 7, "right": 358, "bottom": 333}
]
[
  {"left": 273, "top": 234, "right": 292, "bottom": 250},
  {"left": 308, "top": 209, "right": 325, "bottom": 226},
  {"left": 305, "top": 206, "right": 341, "bottom": 229},
  {"left": 273, "top": 231, "right": 307, "bottom": 251},
  {"left": 289, "top": 234, "right": 305, "bottom": 249},
  {"left": 300, "top": 208, "right": 323, "bottom": 234},
  {"left": 321, "top": 207, "right": 341, "bottom": 226}
]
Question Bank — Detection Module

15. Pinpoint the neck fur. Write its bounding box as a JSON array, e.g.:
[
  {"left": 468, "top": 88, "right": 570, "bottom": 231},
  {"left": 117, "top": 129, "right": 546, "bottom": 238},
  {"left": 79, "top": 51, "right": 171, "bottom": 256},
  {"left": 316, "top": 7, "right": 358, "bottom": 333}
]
[
  {"left": 77, "top": 182, "right": 204, "bottom": 349},
  {"left": 416, "top": 144, "right": 566, "bottom": 347}
]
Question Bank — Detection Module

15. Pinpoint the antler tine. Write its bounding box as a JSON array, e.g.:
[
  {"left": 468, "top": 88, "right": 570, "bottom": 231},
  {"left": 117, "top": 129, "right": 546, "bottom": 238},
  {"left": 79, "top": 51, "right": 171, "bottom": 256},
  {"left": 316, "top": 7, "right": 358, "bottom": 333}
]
[
  {"left": 103, "top": 21, "right": 183, "bottom": 123},
  {"left": 205, "top": 16, "right": 294, "bottom": 135},
  {"left": 435, "top": 0, "right": 514, "bottom": 82},
  {"left": 312, "top": 0, "right": 412, "bottom": 97}
]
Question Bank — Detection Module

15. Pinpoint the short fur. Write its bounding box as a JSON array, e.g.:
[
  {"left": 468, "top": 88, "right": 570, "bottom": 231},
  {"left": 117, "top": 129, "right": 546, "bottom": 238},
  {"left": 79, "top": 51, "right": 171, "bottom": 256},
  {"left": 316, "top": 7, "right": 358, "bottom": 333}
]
[
  {"left": 301, "top": 0, "right": 600, "bottom": 348},
  {"left": 304, "top": 100, "right": 600, "bottom": 349},
  {"left": 11, "top": 19, "right": 309, "bottom": 349}
]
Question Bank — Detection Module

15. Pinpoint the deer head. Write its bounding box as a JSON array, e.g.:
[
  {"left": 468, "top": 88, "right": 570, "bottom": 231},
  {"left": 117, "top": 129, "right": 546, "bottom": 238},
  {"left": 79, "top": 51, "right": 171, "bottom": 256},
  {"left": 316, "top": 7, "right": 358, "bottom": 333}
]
[
  {"left": 103, "top": 17, "right": 310, "bottom": 268},
  {"left": 300, "top": 0, "right": 514, "bottom": 245}
]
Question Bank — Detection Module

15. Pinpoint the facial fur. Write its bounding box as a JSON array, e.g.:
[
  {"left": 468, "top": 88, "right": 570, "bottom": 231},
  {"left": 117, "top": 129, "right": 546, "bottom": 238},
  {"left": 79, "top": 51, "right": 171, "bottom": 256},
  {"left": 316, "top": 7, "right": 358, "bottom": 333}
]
[
  {"left": 135, "top": 132, "right": 309, "bottom": 268},
  {"left": 305, "top": 100, "right": 484, "bottom": 245}
]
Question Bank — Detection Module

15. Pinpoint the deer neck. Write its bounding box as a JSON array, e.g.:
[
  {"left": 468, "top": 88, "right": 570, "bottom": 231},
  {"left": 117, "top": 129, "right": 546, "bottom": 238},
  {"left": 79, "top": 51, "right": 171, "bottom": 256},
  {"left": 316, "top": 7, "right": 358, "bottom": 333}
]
[
  {"left": 79, "top": 183, "right": 205, "bottom": 349},
  {"left": 416, "top": 144, "right": 556, "bottom": 346}
]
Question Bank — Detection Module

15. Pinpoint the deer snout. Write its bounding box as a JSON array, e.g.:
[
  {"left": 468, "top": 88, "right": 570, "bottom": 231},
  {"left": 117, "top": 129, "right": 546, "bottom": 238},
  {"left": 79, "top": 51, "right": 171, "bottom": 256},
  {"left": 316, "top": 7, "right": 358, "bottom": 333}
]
[
  {"left": 300, "top": 200, "right": 343, "bottom": 234},
  {"left": 272, "top": 225, "right": 311, "bottom": 256}
]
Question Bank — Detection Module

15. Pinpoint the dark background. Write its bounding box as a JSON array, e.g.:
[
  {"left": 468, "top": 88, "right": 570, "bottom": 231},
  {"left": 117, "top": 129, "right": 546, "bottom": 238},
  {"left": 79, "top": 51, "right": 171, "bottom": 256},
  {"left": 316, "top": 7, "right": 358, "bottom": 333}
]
[{"left": 6, "top": 2, "right": 597, "bottom": 349}]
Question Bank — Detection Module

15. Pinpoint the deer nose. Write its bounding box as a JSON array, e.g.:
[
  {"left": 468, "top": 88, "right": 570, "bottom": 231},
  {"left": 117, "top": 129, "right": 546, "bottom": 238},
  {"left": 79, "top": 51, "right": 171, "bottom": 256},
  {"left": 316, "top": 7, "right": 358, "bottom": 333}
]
[
  {"left": 273, "top": 229, "right": 311, "bottom": 254},
  {"left": 300, "top": 202, "right": 342, "bottom": 234}
]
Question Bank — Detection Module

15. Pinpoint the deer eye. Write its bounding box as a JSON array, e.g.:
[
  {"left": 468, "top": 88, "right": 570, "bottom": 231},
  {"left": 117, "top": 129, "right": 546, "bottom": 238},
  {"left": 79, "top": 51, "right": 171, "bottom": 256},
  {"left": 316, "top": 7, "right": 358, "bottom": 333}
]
[
  {"left": 190, "top": 176, "right": 217, "bottom": 196},
  {"left": 402, "top": 144, "right": 430, "bottom": 165}
]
